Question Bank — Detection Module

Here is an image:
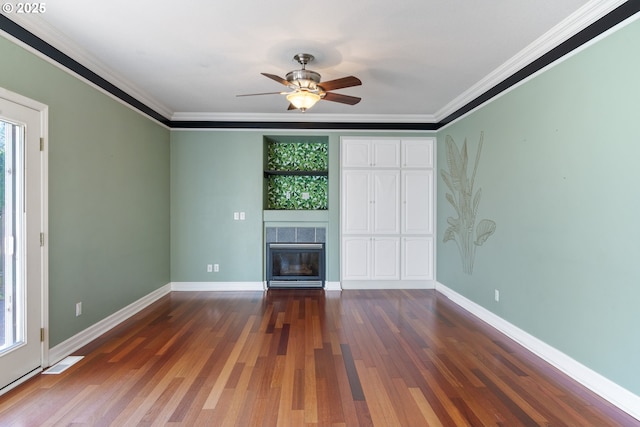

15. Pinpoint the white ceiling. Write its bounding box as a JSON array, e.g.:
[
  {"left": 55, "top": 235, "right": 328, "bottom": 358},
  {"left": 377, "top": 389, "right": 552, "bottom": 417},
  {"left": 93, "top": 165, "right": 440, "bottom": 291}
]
[{"left": 3, "top": 0, "right": 626, "bottom": 122}]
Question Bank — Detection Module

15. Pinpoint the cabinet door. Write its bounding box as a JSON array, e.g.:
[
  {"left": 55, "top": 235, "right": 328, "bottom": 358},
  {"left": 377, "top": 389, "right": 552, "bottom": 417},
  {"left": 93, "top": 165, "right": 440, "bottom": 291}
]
[
  {"left": 402, "top": 170, "right": 433, "bottom": 234},
  {"left": 372, "top": 237, "right": 400, "bottom": 280},
  {"left": 372, "top": 170, "right": 400, "bottom": 234},
  {"left": 342, "top": 139, "right": 371, "bottom": 167},
  {"left": 372, "top": 139, "right": 400, "bottom": 167},
  {"left": 402, "top": 138, "right": 434, "bottom": 168},
  {"left": 342, "top": 170, "right": 371, "bottom": 234},
  {"left": 402, "top": 237, "right": 433, "bottom": 280},
  {"left": 342, "top": 237, "right": 371, "bottom": 280}
]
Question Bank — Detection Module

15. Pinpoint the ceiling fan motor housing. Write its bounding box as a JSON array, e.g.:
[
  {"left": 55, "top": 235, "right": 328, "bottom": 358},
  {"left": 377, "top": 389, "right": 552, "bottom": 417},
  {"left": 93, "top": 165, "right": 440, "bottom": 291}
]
[{"left": 286, "top": 69, "right": 321, "bottom": 91}]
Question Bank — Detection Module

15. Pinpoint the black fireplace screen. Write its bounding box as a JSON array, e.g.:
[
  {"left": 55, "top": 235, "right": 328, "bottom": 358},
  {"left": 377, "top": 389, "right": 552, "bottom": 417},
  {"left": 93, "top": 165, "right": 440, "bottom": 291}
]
[{"left": 266, "top": 243, "right": 325, "bottom": 288}]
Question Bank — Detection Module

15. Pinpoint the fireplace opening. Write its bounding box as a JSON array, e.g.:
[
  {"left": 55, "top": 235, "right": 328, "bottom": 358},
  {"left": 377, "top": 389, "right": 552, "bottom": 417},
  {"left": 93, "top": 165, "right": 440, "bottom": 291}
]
[{"left": 266, "top": 243, "right": 325, "bottom": 288}]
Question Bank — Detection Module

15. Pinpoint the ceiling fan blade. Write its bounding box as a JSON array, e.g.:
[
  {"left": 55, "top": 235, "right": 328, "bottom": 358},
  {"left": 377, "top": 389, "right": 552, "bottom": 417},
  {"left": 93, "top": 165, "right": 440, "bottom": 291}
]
[
  {"left": 236, "top": 92, "right": 285, "bottom": 97},
  {"left": 318, "top": 76, "right": 361, "bottom": 92},
  {"left": 287, "top": 103, "right": 297, "bottom": 110},
  {"left": 322, "top": 92, "right": 361, "bottom": 105},
  {"left": 261, "top": 73, "right": 292, "bottom": 87}
]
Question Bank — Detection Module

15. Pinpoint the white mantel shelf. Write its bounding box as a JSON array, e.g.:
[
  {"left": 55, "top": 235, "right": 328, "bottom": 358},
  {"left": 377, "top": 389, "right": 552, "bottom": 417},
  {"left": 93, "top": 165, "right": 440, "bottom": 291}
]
[{"left": 263, "top": 210, "right": 329, "bottom": 223}]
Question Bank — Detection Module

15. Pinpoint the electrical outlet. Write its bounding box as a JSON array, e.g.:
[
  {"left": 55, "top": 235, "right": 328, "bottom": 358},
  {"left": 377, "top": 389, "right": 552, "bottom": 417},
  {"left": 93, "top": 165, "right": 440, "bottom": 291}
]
[
  {"left": 214, "top": 264, "right": 219, "bottom": 272},
  {"left": 239, "top": 212, "right": 245, "bottom": 220},
  {"left": 76, "top": 302, "right": 82, "bottom": 317},
  {"left": 233, "top": 212, "right": 239, "bottom": 220},
  {"left": 494, "top": 289, "right": 500, "bottom": 302},
  {"left": 207, "top": 264, "right": 213, "bottom": 272}
]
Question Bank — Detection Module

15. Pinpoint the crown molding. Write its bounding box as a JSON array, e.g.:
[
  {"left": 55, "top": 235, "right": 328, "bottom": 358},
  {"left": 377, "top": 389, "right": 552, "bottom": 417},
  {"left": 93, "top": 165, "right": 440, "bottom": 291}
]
[
  {"left": 3, "top": 14, "right": 174, "bottom": 120},
  {"left": 434, "top": 0, "right": 630, "bottom": 123},
  {"left": 2, "top": 1, "right": 637, "bottom": 130},
  {"left": 171, "top": 112, "right": 436, "bottom": 123}
]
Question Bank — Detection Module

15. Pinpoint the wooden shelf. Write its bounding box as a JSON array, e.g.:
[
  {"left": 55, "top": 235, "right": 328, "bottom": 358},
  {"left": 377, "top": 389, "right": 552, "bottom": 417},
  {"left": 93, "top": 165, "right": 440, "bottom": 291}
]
[{"left": 264, "top": 170, "right": 328, "bottom": 178}]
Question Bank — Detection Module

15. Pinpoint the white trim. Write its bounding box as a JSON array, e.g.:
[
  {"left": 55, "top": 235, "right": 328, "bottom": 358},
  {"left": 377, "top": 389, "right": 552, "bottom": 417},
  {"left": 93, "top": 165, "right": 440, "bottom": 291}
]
[
  {"left": 325, "top": 281, "right": 342, "bottom": 291},
  {"left": 2, "top": 14, "right": 173, "bottom": 120},
  {"left": 435, "top": 282, "right": 640, "bottom": 422},
  {"left": 172, "top": 281, "right": 342, "bottom": 291},
  {"left": 0, "top": 26, "right": 171, "bottom": 129},
  {"left": 48, "top": 284, "right": 171, "bottom": 366},
  {"left": 434, "top": 0, "right": 629, "bottom": 122},
  {"left": 171, "top": 112, "right": 436, "bottom": 123},
  {"left": 0, "top": 87, "right": 48, "bottom": 111},
  {"left": 171, "top": 282, "right": 266, "bottom": 292},
  {"left": 0, "top": 368, "right": 42, "bottom": 397},
  {"left": 1, "top": 1, "right": 632, "bottom": 127},
  {"left": 40, "top": 104, "right": 49, "bottom": 367},
  {"left": 0, "top": 87, "right": 50, "bottom": 379},
  {"left": 341, "top": 280, "right": 436, "bottom": 290}
]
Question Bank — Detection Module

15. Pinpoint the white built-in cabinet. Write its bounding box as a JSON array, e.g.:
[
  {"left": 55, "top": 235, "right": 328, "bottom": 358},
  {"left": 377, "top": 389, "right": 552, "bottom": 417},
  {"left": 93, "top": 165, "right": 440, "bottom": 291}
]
[
  {"left": 342, "top": 170, "right": 400, "bottom": 234},
  {"left": 341, "top": 137, "right": 435, "bottom": 287}
]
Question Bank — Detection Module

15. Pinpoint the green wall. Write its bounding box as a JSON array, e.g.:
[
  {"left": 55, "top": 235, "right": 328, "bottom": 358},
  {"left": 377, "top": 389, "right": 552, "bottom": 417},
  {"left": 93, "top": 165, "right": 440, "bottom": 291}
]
[
  {"left": 170, "top": 131, "right": 433, "bottom": 284},
  {"left": 170, "top": 131, "right": 264, "bottom": 282},
  {"left": 436, "top": 18, "right": 640, "bottom": 395},
  {"left": 0, "top": 36, "right": 171, "bottom": 347}
]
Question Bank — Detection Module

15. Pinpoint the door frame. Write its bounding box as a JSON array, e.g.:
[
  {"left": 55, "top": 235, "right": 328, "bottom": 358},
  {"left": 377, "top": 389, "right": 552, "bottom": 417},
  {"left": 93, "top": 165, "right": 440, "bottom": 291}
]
[{"left": 0, "top": 87, "right": 49, "bottom": 391}]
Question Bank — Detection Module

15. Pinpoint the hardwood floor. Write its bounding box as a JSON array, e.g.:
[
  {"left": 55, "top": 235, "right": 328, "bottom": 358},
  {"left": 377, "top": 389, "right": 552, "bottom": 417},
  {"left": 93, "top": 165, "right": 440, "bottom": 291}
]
[{"left": 0, "top": 289, "right": 637, "bottom": 426}]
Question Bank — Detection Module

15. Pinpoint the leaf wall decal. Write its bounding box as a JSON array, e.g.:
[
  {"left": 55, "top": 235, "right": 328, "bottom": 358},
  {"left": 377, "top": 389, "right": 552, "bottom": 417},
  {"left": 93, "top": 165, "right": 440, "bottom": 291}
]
[
  {"left": 475, "top": 219, "right": 496, "bottom": 246},
  {"left": 440, "top": 132, "right": 496, "bottom": 274},
  {"left": 443, "top": 227, "right": 456, "bottom": 242},
  {"left": 445, "top": 193, "right": 459, "bottom": 213},
  {"left": 441, "top": 170, "right": 455, "bottom": 193},
  {"left": 446, "top": 136, "right": 463, "bottom": 187},
  {"left": 472, "top": 188, "right": 482, "bottom": 215}
]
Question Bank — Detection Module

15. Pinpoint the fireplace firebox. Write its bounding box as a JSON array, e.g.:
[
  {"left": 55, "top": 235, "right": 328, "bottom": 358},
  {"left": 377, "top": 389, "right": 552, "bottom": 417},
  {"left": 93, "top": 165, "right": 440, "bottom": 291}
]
[{"left": 266, "top": 243, "right": 325, "bottom": 288}]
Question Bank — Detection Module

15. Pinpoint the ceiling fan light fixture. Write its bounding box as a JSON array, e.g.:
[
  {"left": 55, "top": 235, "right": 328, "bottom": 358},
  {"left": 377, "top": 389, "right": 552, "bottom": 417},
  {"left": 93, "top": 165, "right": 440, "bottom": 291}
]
[
  {"left": 286, "top": 91, "right": 321, "bottom": 111},
  {"left": 238, "top": 53, "right": 362, "bottom": 111}
]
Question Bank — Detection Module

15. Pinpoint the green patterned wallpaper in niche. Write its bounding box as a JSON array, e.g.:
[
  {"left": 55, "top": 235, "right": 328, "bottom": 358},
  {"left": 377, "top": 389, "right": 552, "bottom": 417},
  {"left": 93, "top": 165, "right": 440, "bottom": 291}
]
[
  {"left": 267, "top": 142, "right": 328, "bottom": 171},
  {"left": 264, "top": 138, "right": 329, "bottom": 210},
  {"left": 266, "top": 175, "right": 328, "bottom": 210}
]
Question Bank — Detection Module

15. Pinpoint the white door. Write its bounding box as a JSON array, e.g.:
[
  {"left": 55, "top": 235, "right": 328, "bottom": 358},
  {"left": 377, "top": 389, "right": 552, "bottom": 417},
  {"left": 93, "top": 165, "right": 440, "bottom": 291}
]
[
  {"left": 341, "top": 139, "right": 401, "bottom": 168},
  {"left": 342, "top": 237, "right": 371, "bottom": 280},
  {"left": 372, "top": 170, "right": 400, "bottom": 234},
  {"left": 0, "top": 96, "right": 43, "bottom": 392},
  {"left": 371, "top": 139, "right": 400, "bottom": 167},
  {"left": 402, "top": 237, "right": 433, "bottom": 280},
  {"left": 402, "top": 170, "right": 433, "bottom": 235},
  {"left": 342, "top": 170, "right": 371, "bottom": 234},
  {"left": 401, "top": 139, "right": 433, "bottom": 168},
  {"left": 341, "top": 139, "right": 371, "bottom": 167},
  {"left": 372, "top": 237, "right": 399, "bottom": 280}
]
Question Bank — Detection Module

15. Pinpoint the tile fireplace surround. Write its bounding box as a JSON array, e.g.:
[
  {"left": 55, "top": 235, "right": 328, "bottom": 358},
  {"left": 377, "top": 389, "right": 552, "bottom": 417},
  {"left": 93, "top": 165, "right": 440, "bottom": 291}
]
[
  {"left": 265, "top": 227, "right": 326, "bottom": 244},
  {"left": 265, "top": 227, "right": 327, "bottom": 289}
]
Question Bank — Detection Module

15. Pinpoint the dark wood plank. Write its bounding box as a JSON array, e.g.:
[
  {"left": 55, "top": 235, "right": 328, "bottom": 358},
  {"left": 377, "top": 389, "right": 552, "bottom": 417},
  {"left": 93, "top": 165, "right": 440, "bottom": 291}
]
[{"left": 0, "top": 289, "right": 638, "bottom": 426}]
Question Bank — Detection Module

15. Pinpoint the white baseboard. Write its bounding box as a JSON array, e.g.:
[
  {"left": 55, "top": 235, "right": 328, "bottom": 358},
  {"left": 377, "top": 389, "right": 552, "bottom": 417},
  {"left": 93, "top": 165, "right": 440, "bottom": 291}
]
[
  {"left": 435, "top": 282, "right": 640, "bottom": 422},
  {"left": 341, "top": 279, "right": 436, "bottom": 290},
  {"left": 172, "top": 281, "right": 344, "bottom": 291},
  {"left": 325, "top": 281, "right": 342, "bottom": 291},
  {"left": 171, "top": 281, "right": 266, "bottom": 291},
  {"left": 48, "top": 283, "right": 172, "bottom": 366}
]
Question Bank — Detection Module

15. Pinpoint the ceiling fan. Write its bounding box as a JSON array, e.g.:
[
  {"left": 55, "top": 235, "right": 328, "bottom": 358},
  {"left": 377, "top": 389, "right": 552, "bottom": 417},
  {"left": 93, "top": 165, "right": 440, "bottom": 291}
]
[{"left": 237, "top": 53, "right": 362, "bottom": 112}]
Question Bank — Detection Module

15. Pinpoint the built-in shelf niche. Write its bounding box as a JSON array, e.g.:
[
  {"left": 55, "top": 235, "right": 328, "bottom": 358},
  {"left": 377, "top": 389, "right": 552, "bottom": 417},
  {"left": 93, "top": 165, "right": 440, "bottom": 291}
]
[{"left": 264, "top": 135, "right": 329, "bottom": 210}]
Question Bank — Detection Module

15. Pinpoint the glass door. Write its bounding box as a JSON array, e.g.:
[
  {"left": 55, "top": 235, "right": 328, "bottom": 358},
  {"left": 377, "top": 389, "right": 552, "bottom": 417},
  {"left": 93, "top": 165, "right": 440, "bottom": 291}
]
[{"left": 0, "top": 96, "right": 43, "bottom": 392}]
